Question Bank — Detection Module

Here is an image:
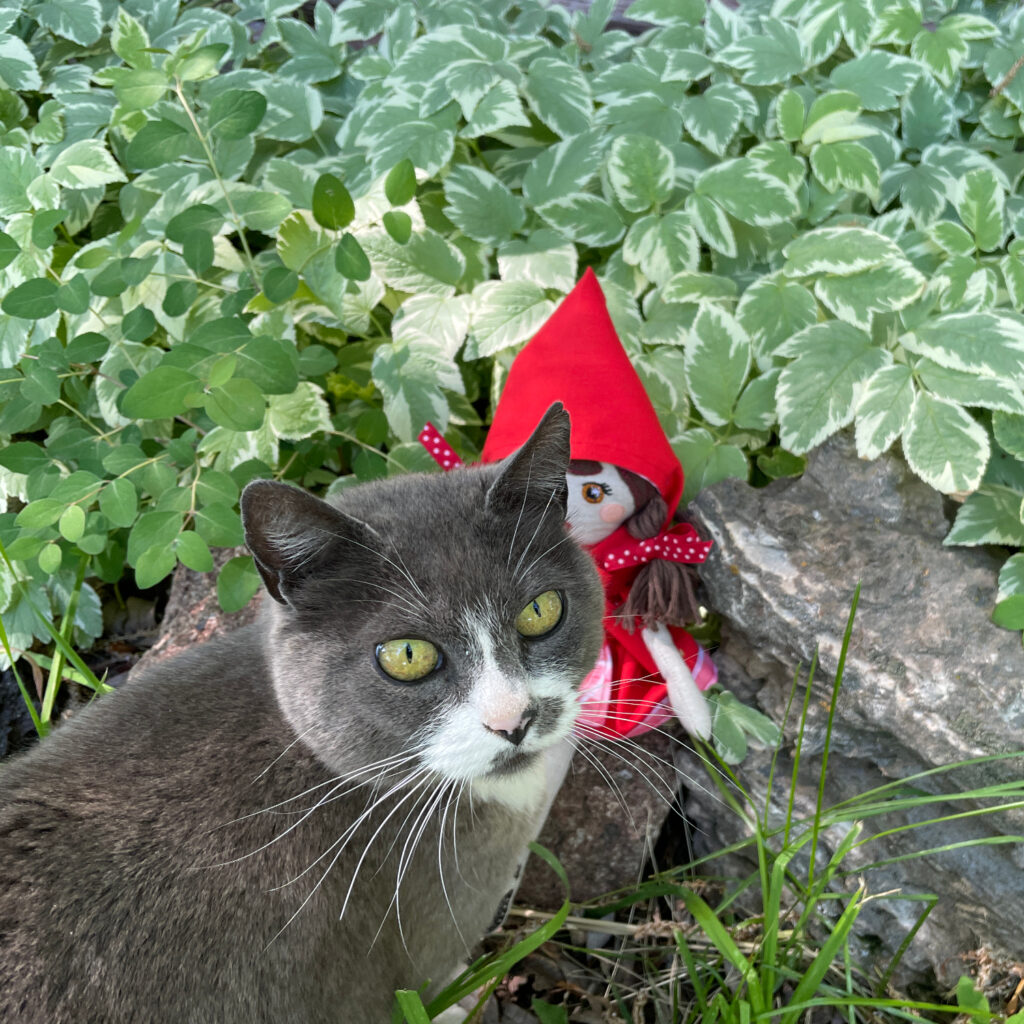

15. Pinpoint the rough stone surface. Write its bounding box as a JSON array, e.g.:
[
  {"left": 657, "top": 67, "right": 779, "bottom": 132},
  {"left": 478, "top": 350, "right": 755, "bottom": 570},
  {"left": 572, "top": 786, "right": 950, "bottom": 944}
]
[
  {"left": 131, "top": 546, "right": 262, "bottom": 678},
  {"left": 684, "top": 433, "right": 1024, "bottom": 985}
]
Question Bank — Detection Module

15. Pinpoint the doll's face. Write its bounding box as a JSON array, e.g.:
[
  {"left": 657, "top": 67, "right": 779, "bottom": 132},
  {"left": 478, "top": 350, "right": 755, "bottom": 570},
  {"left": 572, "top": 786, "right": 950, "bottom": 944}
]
[{"left": 565, "top": 462, "right": 637, "bottom": 545}]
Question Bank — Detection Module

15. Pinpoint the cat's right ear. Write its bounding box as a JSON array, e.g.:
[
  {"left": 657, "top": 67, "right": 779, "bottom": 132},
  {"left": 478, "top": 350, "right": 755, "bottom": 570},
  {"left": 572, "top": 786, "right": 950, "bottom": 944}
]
[
  {"left": 241, "top": 480, "right": 377, "bottom": 605},
  {"left": 486, "top": 402, "right": 571, "bottom": 518}
]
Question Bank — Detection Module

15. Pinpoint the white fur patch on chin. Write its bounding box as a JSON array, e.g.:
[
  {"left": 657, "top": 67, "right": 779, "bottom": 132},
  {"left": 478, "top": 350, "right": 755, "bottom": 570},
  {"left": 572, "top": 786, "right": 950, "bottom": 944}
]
[{"left": 469, "top": 755, "right": 548, "bottom": 812}]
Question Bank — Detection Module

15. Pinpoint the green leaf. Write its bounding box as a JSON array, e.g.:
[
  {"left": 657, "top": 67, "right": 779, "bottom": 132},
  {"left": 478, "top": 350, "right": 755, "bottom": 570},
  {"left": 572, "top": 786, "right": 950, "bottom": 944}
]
[
  {"left": 607, "top": 134, "right": 674, "bottom": 213},
  {"left": 166, "top": 204, "right": 224, "bottom": 242},
  {"left": 901, "top": 312, "right": 1024, "bottom": 380},
  {"left": 443, "top": 165, "right": 524, "bottom": 245},
  {"left": 622, "top": 213, "right": 699, "bottom": 287},
  {"left": 16, "top": 499, "right": 66, "bottom": 529},
  {"left": 674, "top": 429, "right": 749, "bottom": 504},
  {"left": 371, "top": 342, "right": 458, "bottom": 441},
  {"left": 0, "top": 230, "right": 18, "bottom": 268},
  {"left": 194, "top": 503, "right": 244, "bottom": 548},
  {"left": 335, "top": 232, "right": 372, "bottom": 280},
  {"left": 125, "top": 118, "right": 190, "bottom": 170},
  {"left": 173, "top": 43, "right": 228, "bottom": 83},
  {"left": 0, "top": 33, "right": 41, "bottom": 91},
  {"left": 718, "top": 20, "right": 806, "bottom": 86},
  {"left": 992, "top": 595, "right": 1024, "bottom": 631},
  {"left": 854, "top": 363, "right": 915, "bottom": 460},
  {"left": 208, "top": 89, "right": 267, "bottom": 140},
  {"left": 175, "top": 531, "right": 214, "bottom": 573},
  {"left": 470, "top": 281, "right": 556, "bottom": 357},
  {"left": 58, "top": 504, "right": 86, "bottom": 543},
  {"left": 901, "top": 74, "right": 954, "bottom": 153},
  {"left": 536, "top": 193, "right": 624, "bottom": 247},
  {"left": 498, "top": 231, "right": 578, "bottom": 294},
  {"left": 830, "top": 50, "right": 920, "bottom": 111},
  {"left": 521, "top": 130, "right": 603, "bottom": 207},
  {"left": 903, "top": 393, "right": 990, "bottom": 494},
  {"left": 776, "top": 322, "right": 890, "bottom": 452},
  {"left": 694, "top": 159, "right": 799, "bottom": 227},
  {"left": 35, "top": 0, "right": 103, "bottom": 45},
  {"left": 112, "top": 68, "right": 168, "bottom": 111},
  {"left": 263, "top": 266, "right": 298, "bottom": 304},
  {"left": 205, "top": 378, "right": 266, "bottom": 432},
  {"left": 783, "top": 227, "right": 904, "bottom": 276},
  {"left": 0, "top": 441, "right": 49, "bottom": 474},
  {"left": 128, "top": 510, "right": 184, "bottom": 565},
  {"left": 957, "top": 167, "right": 1004, "bottom": 253},
  {"left": 815, "top": 262, "right": 925, "bottom": 330},
  {"left": 810, "top": 141, "right": 879, "bottom": 198},
  {"left": 682, "top": 85, "right": 745, "bottom": 157},
  {"left": 684, "top": 306, "right": 751, "bottom": 426},
  {"left": 2, "top": 278, "right": 58, "bottom": 319},
  {"left": 121, "top": 366, "right": 201, "bottom": 419},
  {"left": 775, "top": 89, "right": 805, "bottom": 141},
  {"left": 38, "top": 543, "right": 62, "bottom": 575},
  {"left": 737, "top": 274, "right": 818, "bottom": 365},
  {"left": 99, "top": 478, "right": 139, "bottom": 529},
  {"left": 384, "top": 159, "right": 416, "bottom": 206},
  {"left": 919, "top": 360, "right": 1024, "bottom": 415},
  {"left": 312, "top": 173, "right": 354, "bottom": 231},
  {"left": 522, "top": 56, "right": 592, "bottom": 138},
  {"left": 182, "top": 231, "right": 214, "bottom": 275},
  {"left": 994, "top": 411, "right": 1024, "bottom": 459},
  {"left": 733, "top": 369, "right": 780, "bottom": 431},
  {"left": 383, "top": 210, "right": 412, "bottom": 244},
  {"left": 135, "top": 545, "right": 177, "bottom": 590},
  {"left": 998, "top": 553, "right": 1024, "bottom": 600},
  {"left": 266, "top": 382, "right": 332, "bottom": 440},
  {"left": 945, "top": 486, "right": 1024, "bottom": 546}
]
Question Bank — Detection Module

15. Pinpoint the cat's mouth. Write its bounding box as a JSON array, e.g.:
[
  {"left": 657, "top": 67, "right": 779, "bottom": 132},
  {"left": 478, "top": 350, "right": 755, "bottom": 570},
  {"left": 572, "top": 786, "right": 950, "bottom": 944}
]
[{"left": 487, "top": 747, "right": 541, "bottom": 777}]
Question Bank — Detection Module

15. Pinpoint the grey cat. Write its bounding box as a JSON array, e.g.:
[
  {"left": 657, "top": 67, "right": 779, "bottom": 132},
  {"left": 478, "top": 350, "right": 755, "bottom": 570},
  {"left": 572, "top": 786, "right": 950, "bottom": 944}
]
[{"left": 0, "top": 404, "right": 604, "bottom": 1023}]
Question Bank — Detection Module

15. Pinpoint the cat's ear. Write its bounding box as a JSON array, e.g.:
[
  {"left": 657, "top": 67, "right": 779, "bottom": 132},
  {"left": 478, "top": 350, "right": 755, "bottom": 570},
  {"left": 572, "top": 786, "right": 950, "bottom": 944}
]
[
  {"left": 486, "top": 401, "right": 571, "bottom": 518},
  {"left": 241, "top": 480, "right": 378, "bottom": 605}
]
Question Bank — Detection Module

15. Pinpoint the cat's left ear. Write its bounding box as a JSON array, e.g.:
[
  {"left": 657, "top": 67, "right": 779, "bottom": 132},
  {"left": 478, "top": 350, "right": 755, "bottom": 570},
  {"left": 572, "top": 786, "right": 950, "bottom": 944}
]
[
  {"left": 486, "top": 401, "right": 571, "bottom": 518},
  {"left": 241, "top": 480, "right": 378, "bottom": 605}
]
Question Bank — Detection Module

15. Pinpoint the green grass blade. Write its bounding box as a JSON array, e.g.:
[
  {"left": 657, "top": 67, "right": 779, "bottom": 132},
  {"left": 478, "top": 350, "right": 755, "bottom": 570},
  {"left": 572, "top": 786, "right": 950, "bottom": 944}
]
[
  {"left": 40, "top": 554, "right": 87, "bottom": 727},
  {"left": 778, "top": 886, "right": 864, "bottom": 1024},
  {"left": 0, "top": 611, "right": 45, "bottom": 737},
  {"left": 785, "top": 648, "right": 817, "bottom": 849},
  {"left": 393, "top": 989, "right": 432, "bottom": 1024}
]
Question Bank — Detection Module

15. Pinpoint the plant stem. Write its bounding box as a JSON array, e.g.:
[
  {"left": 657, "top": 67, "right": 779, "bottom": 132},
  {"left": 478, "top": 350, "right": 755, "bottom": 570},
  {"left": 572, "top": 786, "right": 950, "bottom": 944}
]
[
  {"left": 40, "top": 555, "right": 87, "bottom": 727},
  {"left": 174, "top": 79, "right": 259, "bottom": 285}
]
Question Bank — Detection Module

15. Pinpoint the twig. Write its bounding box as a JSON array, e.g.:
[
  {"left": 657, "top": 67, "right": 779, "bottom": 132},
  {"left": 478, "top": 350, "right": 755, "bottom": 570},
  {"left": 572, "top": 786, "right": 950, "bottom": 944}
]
[{"left": 991, "top": 54, "right": 1024, "bottom": 97}]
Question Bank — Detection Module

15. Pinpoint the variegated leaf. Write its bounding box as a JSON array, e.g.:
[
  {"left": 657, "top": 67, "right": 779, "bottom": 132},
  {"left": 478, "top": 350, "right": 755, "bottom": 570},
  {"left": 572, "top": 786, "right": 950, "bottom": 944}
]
[
  {"left": 622, "top": 212, "right": 700, "bottom": 286},
  {"left": 902, "top": 392, "right": 990, "bottom": 495},
  {"left": 901, "top": 312, "right": 1024, "bottom": 379},
  {"left": 956, "top": 166, "right": 1005, "bottom": 253},
  {"left": 392, "top": 293, "right": 472, "bottom": 360},
  {"left": 694, "top": 158, "right": 799, "bottom": 227},
  {"left": 814, "top": 261, "right": 926, "bottom": 330},
  {"left": 470, "top": 280, "right": 556, "bottom": 357},
  {"left": 685, "top": 193, "right": 736, "bottom": 257},
  {"left": 783, "top": 226, "right": 904, "bottom": 276},
  {"left": 497, "top": 230, "right": 578, "bottom": 293},
  {"left": 607, "top": 134, "right": 674, "bottom": 213},
  {"left": 736, "top": 273, "right": 819, "bottom": 366},
  {"left": 810, "top": 141, "right": 879, "bottom": 198},
  {"left": 536, "top": 193, "right": 625, "bottom": 247},
  {"left": 854, "top": 362, "right": 915, "bottom": 459},
  {"left": 945, "top": 487, "right": 1024, "bottom": 546},
  {"left": 718, "top": 19, "right": 806, "bottom": 86},
  {"left": 917, "top": 358, "right": 1024, "bottom": 414},
  {"left": 776, "top": 321, "right": 890, "bottom": 452},
  {"left": 683, "top": 304, "right": 751, "bottom": 426},
  {"left": 681, "top": 84, "right": 744, "bottom": 156}
]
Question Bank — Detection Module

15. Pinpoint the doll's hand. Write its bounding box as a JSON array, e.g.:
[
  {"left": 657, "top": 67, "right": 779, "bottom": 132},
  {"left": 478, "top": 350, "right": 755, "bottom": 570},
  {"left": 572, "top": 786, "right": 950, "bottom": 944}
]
[
  {"left": 707, "top": 691, "right": 782, "bottom": 764},
  {"left": 641, "top": 622, "right": 712, "bottom": 740}
]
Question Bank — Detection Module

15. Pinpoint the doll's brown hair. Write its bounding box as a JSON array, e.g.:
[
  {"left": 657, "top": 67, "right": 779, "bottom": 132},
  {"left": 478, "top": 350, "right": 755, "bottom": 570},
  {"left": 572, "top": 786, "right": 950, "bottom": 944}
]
[{"left": 568, "top": 461, "right": 704, "bottom": 632}]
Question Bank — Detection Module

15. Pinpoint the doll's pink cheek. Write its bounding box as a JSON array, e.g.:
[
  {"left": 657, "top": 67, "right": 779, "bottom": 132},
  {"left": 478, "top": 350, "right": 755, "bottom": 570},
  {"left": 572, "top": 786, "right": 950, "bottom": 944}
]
[{"left": 599, "top": 503, "right": 627, "bottom": 524}]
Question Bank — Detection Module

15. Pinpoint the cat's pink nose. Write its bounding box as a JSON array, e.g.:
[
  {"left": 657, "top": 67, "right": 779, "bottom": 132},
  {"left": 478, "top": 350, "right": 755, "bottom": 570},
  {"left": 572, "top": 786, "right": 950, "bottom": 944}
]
[{"left": 484, "top": 707, "right": 537, "bottom": 747}]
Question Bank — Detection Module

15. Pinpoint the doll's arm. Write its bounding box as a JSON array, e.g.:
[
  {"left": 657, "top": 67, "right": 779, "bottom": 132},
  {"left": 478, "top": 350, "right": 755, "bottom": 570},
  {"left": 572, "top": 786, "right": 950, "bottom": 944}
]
[{"left": 641, "top": 622, "right": 712, "bottom": 741}]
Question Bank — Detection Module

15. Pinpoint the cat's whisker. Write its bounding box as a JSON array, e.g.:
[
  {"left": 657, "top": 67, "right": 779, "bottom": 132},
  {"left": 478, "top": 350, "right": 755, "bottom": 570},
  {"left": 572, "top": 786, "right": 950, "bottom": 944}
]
[
  {"left": 567, "top": 738, "right": 639, "bottom": 831},
  {"left": 515, "top": 531, "right": 576, "bottom": 585},
  {"left": 506, "top": 450, "right": 537, "bottom": 570},
  {"left": 263, "top": 770, "right": 436, "bottom": 951},
  {"left": 337, "top": 577, "right": 429, "bottom": 619},
  {"left": 251, "top": 724, "right": 318, "bottom": 784},
  {"left": 435, "top": 782, "right": 470, "bottom": 948},
  {"left": 510, "top": 484, "right": 563, "bottom": 582}
]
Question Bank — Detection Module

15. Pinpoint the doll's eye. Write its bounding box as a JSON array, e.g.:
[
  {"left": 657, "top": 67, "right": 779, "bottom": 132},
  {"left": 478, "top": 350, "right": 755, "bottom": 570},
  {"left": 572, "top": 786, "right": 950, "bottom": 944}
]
[
  {"left": 376, "top": 639, "right": 441, "bottom": 681},
  {"left": 516, "top": 591, "right": 563, "bottom": 638},
  {"left": 582, "top": 481, "right": 611, "bottom": 504}
]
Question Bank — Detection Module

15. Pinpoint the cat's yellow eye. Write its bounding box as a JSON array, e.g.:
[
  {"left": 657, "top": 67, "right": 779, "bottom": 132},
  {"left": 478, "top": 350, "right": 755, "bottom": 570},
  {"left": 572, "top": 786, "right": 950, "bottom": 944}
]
[
  {"left": 376, "top": 639, "right": 440, "bottom": 681},
  {"left": 515, "top": 591, "right": 563, "bottom": 638}
]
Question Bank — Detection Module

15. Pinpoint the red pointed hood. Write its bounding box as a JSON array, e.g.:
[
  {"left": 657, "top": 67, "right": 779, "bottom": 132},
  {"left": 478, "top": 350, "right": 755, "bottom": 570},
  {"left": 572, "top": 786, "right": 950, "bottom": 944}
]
[{"left": 482, "top": 269, "right": 684, "bottom": 514}]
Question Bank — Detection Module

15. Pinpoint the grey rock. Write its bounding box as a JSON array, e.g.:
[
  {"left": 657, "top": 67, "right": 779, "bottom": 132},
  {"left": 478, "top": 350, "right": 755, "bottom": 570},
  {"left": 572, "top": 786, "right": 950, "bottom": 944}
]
[{"left": 684, "top": 433, "right": 1024, "bottom": 985}]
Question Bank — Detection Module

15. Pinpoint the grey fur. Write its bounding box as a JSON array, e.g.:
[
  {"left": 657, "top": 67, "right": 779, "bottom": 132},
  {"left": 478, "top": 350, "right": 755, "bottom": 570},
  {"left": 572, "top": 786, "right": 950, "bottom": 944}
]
[{"left": 0, "top": 406, "right": 604, "bottom": 1023}]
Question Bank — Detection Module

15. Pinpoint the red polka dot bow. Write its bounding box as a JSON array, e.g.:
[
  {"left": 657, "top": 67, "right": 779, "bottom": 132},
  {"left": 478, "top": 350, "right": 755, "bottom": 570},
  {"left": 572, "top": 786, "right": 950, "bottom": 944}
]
[
  {"left": 418, "top": 423, "right": 464, "bottom": 470},
  {"left": 597, "top": 524, "right": 712, "bottom": 570}
]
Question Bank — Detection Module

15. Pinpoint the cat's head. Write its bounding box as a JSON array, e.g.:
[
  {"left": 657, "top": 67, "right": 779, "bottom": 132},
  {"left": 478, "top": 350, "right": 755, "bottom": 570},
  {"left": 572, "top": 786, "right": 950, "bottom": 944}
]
[{"left": 240, "top": 404, "right": 604, "bottom": 808}]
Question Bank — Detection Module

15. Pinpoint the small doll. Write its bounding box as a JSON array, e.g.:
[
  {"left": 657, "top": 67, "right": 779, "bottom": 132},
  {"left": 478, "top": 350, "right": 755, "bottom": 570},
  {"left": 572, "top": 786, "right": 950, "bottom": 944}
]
[{"left": 421, "top": 269, "right": 717, "bottom": 743}]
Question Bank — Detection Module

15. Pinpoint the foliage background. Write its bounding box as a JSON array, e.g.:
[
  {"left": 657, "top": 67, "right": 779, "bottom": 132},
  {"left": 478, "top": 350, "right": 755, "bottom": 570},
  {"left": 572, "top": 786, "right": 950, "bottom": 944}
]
[{"left": 2, "top": 0, "right": 1024, "bottom": 686}]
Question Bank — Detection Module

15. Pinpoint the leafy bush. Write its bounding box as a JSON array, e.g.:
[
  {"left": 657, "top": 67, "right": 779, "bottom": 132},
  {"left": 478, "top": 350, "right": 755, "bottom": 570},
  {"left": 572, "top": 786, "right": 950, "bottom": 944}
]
[{"left": 3, "top": 0, "right": 1024, "bottom": 685}]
